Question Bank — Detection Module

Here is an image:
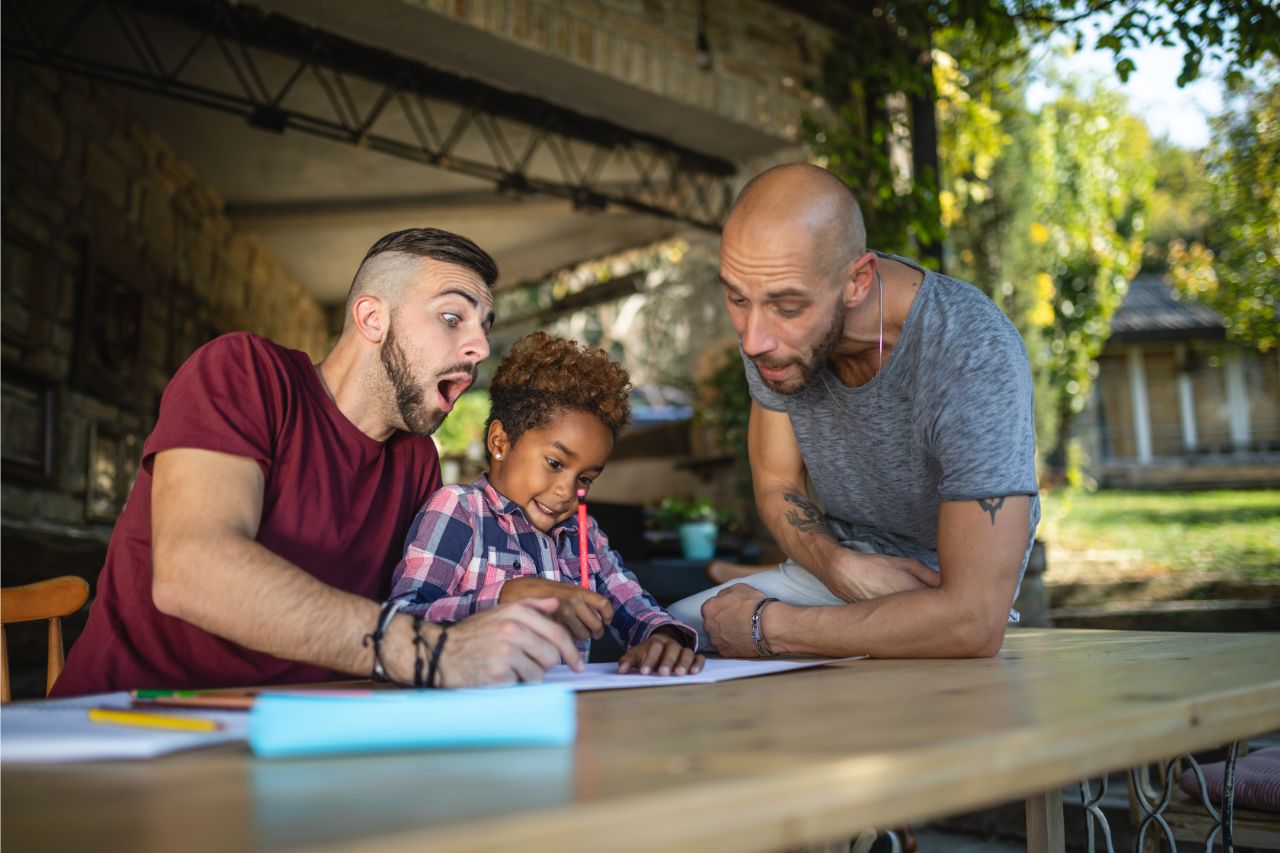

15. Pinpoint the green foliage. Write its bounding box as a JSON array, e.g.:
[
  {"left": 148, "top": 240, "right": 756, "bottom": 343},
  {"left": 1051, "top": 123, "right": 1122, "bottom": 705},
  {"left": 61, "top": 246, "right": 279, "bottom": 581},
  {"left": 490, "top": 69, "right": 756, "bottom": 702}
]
[
  {"left": 1041, "top": 488, "right": 1280, "bottom": 579},
  {"left": 432, "top": 391, "right": 491, "bottom": 458},
  {"left": 933, "top": 27, "right": 1030, "bottom": 304},
  {"left": 1066, "top": 0, "right": 1280, "bottom": 87},
  {"left": 934, "top": 47, "right": 1010, "bottom": 235},
  {"left": 655, "top": 496, "right": 720, "bottom": 527},
  {"left": 1169, "top": 68, "right": 1280, "bottom": 352},
  {"left": 802, "top": 6, "right": 944, "bottom": 264},
  {"left": 1142, "top": 141, "right": 1212, "bottom": 271},
  {"left": 1025, "top": 84, "right": 1155, "bottom": 467},
  {"left": 935, "top": 53, "right": 1156, "bottom": 475}
]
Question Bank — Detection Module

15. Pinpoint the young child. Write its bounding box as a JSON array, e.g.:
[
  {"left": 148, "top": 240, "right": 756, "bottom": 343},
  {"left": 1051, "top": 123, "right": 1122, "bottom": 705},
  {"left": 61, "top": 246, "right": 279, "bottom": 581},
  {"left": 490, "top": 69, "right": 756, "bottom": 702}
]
[{"left": 390, "top": 332, "right": 704, "bottom": 677}]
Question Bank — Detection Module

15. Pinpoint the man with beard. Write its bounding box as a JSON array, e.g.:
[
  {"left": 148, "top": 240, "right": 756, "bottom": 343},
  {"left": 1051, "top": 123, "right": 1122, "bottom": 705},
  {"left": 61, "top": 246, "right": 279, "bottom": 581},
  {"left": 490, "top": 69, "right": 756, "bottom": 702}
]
[
  {"left": 53, "top": 229, "right": 581, "bottom": 695},
  {"left": 669, "top": 164, "right": 1040, "bottom": 660}
]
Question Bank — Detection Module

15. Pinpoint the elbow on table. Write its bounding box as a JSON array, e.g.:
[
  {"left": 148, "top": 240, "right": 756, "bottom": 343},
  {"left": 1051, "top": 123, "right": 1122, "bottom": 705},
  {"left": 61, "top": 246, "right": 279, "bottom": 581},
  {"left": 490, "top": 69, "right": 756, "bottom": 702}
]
[{"left": 945, "top": 607, "right": 1008, "bottom": 658}]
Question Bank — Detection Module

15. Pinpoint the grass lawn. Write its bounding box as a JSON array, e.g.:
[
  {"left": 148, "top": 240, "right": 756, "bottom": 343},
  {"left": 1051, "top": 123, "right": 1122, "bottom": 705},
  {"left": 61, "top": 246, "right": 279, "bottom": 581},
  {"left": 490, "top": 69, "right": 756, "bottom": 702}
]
[{"left": 1039, "top": 489, "right": 1280, "bottom": 581}]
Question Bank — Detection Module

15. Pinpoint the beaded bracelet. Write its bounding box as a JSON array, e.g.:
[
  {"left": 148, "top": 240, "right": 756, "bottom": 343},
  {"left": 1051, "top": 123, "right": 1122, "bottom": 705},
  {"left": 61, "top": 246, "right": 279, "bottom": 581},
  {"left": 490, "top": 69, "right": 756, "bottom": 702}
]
[
  {"left": 362, "top": 599, "right": 405, "bottom": 683},
  {"left": 426, "top": 626, "right": 449, "bottom": 688},
  {"left": 411, "top": 615, "right": 428, "bottom": 688},
  {"left": 751, "top": 597, "right": 779, "bottom": 658}
]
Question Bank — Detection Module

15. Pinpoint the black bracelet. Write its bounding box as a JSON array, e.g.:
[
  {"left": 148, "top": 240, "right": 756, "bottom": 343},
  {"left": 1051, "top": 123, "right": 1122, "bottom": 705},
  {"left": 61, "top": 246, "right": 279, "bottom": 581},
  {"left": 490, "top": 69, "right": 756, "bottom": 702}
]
[
  {"left": 426, "top": 625, "right": 449, "bottom": 688},
  {"left": 411, "top": 615, "right": 428, "bottom": 688},
  {"left": 362, "top": 600, "right": 404, "bottom": 683}
]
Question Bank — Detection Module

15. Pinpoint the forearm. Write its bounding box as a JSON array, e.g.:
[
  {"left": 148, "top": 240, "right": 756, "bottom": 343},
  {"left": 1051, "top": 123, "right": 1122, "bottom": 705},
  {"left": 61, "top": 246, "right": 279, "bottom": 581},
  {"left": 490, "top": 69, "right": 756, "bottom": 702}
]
[
  {"left": 762, "top": 584, "right": 1008, "bottom": 659},
  {"left": 756, "top": 481, "right": 846, "bottom": 581},
  {"left": 153, "top": 530, "right": 428, "bottom": 681}
]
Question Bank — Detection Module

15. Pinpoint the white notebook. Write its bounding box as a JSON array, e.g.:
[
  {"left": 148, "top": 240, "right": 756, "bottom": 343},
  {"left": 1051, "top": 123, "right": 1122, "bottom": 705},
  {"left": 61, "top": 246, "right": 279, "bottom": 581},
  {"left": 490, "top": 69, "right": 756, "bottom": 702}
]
[
  {"left": 539, "top": 655, "right": 864, "bottom": 691},
  {"left": 1, "top": 691, "right": 248, "bottom": 763}
]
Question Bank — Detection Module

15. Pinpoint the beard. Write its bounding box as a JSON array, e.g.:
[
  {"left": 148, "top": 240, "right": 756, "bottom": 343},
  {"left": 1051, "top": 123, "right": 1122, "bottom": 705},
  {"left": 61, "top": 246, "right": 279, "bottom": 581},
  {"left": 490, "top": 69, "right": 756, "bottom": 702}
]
[
  {"left": 754, "top": 303, "right": 846, "bottom": 395},
  {"left": 380, "top": 323, "right": 446, "bottom": 438}
]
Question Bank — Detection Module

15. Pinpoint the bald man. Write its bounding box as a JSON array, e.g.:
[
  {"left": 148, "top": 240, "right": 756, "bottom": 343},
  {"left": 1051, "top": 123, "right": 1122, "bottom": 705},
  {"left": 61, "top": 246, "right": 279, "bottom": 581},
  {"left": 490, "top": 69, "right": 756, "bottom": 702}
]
[
  {"left": 669, "top": 164, "right": 1039, "bottom": 659},
  {"left": 54, "top": 228, "right": 581, "bottom": 696}
]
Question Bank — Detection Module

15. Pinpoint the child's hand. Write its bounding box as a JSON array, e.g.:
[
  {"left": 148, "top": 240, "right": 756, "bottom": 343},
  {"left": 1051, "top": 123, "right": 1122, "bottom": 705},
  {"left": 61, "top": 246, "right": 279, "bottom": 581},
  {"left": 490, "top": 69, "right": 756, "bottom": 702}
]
[
  {"left": 500, "top": 577, "right": 614, "bottom": 641},
  {"left": 618, "top": 628, "right": 704, "bottom": 677}
]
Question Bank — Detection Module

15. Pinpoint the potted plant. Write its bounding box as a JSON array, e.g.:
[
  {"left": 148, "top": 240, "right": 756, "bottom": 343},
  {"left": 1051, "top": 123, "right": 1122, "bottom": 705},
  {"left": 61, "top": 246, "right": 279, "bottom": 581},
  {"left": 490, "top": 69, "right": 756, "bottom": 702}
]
[{"left": 657, "top": 496, "right": 720, "bottom": 561}]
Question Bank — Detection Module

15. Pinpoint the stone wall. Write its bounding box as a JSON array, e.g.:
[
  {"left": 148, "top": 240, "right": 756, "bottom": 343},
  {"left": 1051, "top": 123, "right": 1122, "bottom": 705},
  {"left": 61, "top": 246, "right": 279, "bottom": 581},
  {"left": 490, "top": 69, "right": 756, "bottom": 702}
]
[
  {"left": 405, "top": 0, "right": 830, "bottom": 141},
  {"left": 1, "top": 64, "right": 329, "bottom": 543}
]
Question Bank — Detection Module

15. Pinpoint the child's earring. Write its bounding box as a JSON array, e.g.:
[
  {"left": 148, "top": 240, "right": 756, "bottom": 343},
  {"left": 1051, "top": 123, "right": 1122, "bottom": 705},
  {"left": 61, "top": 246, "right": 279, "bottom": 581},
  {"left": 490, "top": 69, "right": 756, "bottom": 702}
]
[{"left": 495, "top": 452, "right": 503, "bottom": 460}]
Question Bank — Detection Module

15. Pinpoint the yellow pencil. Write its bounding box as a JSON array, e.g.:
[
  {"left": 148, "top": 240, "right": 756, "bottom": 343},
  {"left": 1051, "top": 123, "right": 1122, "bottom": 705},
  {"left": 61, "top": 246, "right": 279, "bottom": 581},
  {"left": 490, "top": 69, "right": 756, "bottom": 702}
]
[{"left": 88, "top": 708, "right": 221, "bottom": 732}]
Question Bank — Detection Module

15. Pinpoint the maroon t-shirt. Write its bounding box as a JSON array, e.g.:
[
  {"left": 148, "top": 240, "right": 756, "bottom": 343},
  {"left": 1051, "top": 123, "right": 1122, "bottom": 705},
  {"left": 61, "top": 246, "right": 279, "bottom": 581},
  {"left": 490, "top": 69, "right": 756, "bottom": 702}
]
[{"left": 53, "top": 333, "right": 442, "bottom": 696}]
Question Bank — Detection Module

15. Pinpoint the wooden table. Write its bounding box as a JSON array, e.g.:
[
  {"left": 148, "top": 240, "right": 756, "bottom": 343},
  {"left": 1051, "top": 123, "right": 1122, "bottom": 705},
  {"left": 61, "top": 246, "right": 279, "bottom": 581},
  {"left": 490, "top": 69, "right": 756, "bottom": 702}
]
[{"left": 4, "top": 629, "right": 1278, "bottom": 853}]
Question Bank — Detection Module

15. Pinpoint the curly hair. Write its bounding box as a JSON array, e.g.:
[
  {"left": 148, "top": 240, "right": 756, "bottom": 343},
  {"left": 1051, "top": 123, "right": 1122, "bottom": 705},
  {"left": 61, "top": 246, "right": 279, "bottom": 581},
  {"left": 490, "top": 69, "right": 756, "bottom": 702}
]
[{"left": 485, "top": 332, "right": 632, "bottom": 450}]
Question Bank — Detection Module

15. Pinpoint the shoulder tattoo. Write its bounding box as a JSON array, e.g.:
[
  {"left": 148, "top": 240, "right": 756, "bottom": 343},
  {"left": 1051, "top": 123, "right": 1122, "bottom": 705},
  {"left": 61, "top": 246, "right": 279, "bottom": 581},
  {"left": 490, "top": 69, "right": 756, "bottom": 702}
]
[{"left": 976, "top": 496, "right": 1007, "bottom": 525}]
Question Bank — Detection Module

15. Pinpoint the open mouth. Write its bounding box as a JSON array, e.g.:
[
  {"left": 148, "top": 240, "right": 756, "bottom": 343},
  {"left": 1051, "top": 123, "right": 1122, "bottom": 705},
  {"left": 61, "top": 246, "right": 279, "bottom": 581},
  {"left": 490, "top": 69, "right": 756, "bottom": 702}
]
[{"left": 435, "top": 374, "right": 473, "bottom": 411}]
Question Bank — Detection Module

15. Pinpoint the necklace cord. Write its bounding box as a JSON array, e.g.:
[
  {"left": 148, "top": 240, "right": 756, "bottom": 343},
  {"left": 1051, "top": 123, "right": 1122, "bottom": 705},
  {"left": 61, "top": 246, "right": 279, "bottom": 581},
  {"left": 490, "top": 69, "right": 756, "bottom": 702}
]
[
  {"left": 877, "top": 268, "right": 884, "bottom": 373},
  {"left": 820, "top": 267, "right": 886, "bottom": 416}
]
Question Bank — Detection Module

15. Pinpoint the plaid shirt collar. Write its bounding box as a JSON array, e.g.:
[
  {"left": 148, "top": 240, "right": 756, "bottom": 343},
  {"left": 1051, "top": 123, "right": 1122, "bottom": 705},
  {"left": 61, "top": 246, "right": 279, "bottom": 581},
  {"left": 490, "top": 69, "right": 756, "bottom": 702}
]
[{"left": 473, "top": 474, "right": 581, "bottom": 542}]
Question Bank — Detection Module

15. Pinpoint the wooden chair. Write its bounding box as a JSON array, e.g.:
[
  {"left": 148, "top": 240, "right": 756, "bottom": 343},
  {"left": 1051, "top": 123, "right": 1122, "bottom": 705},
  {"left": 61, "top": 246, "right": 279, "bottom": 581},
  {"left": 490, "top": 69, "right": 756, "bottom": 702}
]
[
  {"left": 1128, "top": 750, "right": 1280, "bottom": 851},
  {"left": 1, "top": 576, "right": 90, "bottom": 703}
]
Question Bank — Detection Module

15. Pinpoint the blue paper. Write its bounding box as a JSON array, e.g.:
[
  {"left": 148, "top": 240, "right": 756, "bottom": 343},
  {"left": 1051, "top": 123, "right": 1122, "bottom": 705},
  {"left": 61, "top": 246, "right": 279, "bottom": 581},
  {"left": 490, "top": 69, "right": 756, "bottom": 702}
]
[{"left": 248, "top": 686, "right": 576, "bottom": 758}]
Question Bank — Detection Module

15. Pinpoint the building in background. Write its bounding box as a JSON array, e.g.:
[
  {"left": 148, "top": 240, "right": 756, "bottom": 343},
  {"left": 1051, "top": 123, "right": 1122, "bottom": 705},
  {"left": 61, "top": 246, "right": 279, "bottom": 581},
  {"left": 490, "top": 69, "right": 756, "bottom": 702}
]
[{"left": 1082, "top": 275, "right": 1280, "bottom": 489}]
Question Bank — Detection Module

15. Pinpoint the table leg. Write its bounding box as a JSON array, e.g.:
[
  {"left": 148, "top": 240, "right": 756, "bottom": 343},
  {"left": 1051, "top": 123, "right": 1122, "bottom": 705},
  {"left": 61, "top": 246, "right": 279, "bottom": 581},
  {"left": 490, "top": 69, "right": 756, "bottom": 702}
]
[{"left": 1026, "top": 789, "right": 1066, "bottom": 853}]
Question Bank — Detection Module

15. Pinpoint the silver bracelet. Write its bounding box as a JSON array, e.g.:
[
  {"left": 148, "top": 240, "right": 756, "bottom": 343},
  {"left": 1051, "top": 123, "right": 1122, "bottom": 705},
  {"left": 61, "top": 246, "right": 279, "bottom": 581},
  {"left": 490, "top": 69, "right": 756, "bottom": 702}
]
[{"left": 751, "top": 597, "right": 779, "bottom": 658}]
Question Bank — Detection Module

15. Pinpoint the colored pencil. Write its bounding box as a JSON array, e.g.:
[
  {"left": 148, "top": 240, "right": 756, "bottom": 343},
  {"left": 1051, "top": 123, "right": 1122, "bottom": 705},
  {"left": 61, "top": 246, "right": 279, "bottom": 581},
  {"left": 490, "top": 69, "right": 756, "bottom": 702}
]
[
  {"left": 577, "top": 488, "right": 590, "bottom": 590},
  {"left": 88, "top": 708, "right": 221, "bottom": 732},
  {"left": 130, "top": 688, "right": 256, "bottom": 710}
]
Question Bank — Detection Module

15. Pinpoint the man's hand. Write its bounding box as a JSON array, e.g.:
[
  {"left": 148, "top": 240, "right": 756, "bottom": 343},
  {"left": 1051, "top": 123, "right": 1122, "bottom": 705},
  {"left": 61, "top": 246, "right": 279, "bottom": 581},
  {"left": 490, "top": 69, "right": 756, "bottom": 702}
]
[
  {"left": 618, "top": 628, "right": 704, "bottom": 676},
  {"left": 822, "top": 550, "right": 940, "bottom": 602},
  {"left": 499, "top": 577, "right": 614, "bottom": 641},
  {"left": 701, "top": 584, "right": 770, "bottom": 658},
  {"left": 437, "top": 598, "right": 583, "bottom": 686}
]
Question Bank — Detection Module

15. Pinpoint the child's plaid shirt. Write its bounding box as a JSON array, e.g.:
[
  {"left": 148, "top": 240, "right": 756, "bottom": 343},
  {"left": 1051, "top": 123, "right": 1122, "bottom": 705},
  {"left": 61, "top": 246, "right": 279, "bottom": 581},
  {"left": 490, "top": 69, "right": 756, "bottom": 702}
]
[{"left": 389, "top": 476, "right": 697, "bottom": 650}]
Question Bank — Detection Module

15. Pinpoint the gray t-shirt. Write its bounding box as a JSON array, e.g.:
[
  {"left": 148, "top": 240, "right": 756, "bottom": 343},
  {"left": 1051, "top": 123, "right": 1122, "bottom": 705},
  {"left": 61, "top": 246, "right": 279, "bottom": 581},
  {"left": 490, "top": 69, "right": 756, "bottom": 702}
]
[{"left": 743, "top": 254, "right": 1041, "bottom": 602}]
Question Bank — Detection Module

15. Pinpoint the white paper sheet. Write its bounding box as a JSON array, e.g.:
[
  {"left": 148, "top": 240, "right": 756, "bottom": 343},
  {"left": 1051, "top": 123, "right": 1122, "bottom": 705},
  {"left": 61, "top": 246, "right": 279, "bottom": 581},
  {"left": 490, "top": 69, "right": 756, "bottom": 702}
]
[
  {"left": 539, "top": 655, "right": 864, "bottom": 691},
  {"left": 1, "top": 691, "right": 248, "bottom": 763}
]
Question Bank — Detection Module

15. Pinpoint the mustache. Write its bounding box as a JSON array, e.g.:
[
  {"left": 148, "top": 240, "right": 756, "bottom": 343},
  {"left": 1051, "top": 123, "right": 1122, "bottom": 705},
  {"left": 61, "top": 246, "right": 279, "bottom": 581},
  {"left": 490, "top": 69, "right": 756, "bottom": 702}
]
[
  {"left": 435, "top": 362, "right": 479, "bottom": 385},
  {"left": 753, "top": 356, "right": 796, "bottom": 371}
]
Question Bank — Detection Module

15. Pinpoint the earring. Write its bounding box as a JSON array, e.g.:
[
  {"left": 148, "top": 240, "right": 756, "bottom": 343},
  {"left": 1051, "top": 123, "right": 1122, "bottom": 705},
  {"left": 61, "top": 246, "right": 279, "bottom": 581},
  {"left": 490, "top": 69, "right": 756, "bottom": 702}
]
[{"left": 495, "top": 452, "right": 503, "bottom": 460}]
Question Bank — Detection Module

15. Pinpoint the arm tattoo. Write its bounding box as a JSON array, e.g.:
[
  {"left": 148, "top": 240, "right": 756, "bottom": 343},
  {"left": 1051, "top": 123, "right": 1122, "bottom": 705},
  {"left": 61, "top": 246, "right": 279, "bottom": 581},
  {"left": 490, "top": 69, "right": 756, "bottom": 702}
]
[
  {"left": 977, "top": 496, "right": 1007, "bottom": 525},
  {"left": 783, "top": 492, "right": 836, "bottom": 540}
]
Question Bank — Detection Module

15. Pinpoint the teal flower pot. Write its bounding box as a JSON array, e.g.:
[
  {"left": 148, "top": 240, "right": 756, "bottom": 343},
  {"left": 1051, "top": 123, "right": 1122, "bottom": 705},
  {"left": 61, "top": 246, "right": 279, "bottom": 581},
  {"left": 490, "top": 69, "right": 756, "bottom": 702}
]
[{"left": 678, "top": 521, "right": 718, "bottom": 561}]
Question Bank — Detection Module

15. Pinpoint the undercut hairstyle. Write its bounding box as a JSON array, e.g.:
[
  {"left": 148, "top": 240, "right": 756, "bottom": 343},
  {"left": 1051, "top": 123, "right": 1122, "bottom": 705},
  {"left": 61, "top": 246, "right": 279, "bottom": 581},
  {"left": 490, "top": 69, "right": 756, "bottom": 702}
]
[
  {"left": 485, "top": 332, "right": 632, "bottom": 451},
  {"left": 342, "top": 227, "right": 499, "bottom": 329}
]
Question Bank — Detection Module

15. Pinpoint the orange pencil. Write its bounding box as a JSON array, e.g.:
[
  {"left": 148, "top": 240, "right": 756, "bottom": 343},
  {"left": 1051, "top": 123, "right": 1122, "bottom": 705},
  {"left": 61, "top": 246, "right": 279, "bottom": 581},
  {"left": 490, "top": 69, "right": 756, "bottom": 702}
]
[{"left": 577, "top": 488, "right": 590, "bottom": 590}]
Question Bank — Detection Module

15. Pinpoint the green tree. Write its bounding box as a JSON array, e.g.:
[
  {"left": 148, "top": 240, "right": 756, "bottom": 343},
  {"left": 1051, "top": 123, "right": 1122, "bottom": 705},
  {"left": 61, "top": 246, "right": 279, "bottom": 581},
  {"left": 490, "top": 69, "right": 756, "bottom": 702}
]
[
  {"left": 933, "top": 55, "right": 1156, "bottom": 479},
  {"left": 1025, "top": 84, "right": 1155, "bottom": 474},
  {"left": 803, "top": 0, "right": 1276, "bottom": 269},
  {"left": 1169, "top": 69, "right": 1280, "bottom": 352},
  {"left": 1143, "top": 140, "right": 1212, "bottom": 272}
]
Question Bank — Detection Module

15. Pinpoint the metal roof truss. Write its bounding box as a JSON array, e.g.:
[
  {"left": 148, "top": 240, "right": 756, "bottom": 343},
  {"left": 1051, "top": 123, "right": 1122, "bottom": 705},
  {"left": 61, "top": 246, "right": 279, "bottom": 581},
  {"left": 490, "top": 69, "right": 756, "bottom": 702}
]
[{"left": 3, "top": 0, "right": 735, "bottom": 229}]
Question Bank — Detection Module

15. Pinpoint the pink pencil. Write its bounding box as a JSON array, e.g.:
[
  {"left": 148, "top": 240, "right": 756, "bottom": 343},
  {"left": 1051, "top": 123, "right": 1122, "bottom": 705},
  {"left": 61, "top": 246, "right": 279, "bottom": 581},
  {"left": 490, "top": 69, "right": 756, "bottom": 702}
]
[{"left": 577, "top": 488, "right": 590, "bottom": 590}]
